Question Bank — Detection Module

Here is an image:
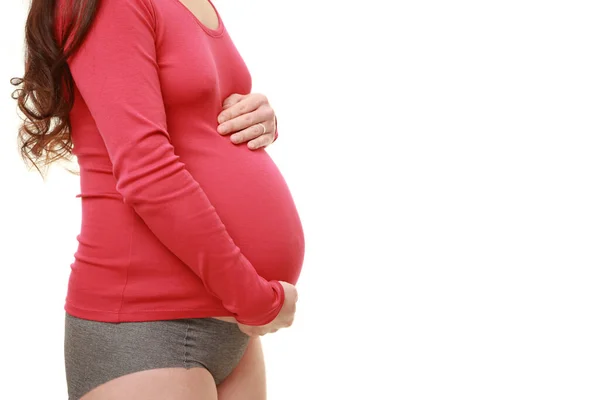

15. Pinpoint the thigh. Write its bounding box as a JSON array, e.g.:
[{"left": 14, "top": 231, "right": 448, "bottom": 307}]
[
  {"left": 82, "top": 367, "right": 217, "bottom": 400},
  {"left": 217, "top": 337, "right": 267, "bottom": 400}
]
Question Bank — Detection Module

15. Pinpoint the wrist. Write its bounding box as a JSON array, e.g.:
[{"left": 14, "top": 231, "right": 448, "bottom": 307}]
[{"left": 235, "top": 280, "right": 284, "bottom": 326}]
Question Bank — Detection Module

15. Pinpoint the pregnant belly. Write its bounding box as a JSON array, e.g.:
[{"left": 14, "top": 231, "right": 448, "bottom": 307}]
[{"left": 181, "top": 141, "right": 305, "bottom": 285}]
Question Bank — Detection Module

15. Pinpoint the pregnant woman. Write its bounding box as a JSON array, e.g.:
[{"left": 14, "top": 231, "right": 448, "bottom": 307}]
[{"left": 11, "top": 0, "right": 304, "bottom": 398}]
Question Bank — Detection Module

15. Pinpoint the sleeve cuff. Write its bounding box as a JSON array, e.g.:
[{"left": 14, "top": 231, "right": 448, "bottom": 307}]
[{"left": 235, "top": 280, "right": 285, "bottom": 326}]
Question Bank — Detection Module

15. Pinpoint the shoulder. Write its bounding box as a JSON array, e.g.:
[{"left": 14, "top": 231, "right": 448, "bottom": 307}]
[
  {"left": 75, "top": 0, "right": 159, "bottom": 36},
  {"left": 95, "top": 0, "right": 157, "bottom": 23}
]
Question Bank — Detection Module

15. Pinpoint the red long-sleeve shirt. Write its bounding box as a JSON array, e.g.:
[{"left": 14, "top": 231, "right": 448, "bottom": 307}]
[{"left": 58, "top": 0, "right": 304, "bottom": 325}]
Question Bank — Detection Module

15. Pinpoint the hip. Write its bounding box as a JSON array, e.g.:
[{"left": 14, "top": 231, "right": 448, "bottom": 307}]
[{"left": 64, "top": 312, "right": 249, "bottom": 399}]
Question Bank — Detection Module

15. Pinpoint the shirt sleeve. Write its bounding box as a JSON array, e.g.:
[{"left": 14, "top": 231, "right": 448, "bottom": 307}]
[{"left": 64, "top": 0, "right": 284, "bottom": 326}]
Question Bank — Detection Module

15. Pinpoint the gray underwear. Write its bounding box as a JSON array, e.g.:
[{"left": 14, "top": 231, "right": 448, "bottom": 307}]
[{"left": 64, "top": 312, "right": 250, "bottom": 400}]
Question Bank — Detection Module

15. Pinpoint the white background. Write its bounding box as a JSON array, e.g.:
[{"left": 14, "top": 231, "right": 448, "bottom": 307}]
[{"left": 1, "top": 0, "right": 600, "bottom": 399}]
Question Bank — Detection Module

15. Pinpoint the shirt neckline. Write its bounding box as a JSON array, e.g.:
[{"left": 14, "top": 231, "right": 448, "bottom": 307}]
[{"left": 170, "top": 0, "right": 225, "bottom": 38}]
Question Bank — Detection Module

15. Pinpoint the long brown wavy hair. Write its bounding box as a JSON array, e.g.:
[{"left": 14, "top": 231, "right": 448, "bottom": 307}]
[{"left": 10, "top": 0, "right": 99, "bottom": 175}]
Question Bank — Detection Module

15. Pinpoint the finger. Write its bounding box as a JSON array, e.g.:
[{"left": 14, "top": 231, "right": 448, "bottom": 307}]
[
  {"left": 241, "top": 323, "right": 273, "bottom": 336},
  {"left": 217, "top": 93, "right": 267, "bottom": 125},
  {"left": 229, "top": 121, "right": 267, "bottom": 144},
  {"left": 237, "top": 323, "right": 259, "bottom": 337},
  {"left": 222, "top": 93, "right": 245, "bottom": 109},
  {"left": 259, "top": 327, "right": 272, "bottom": 336},
  {"left": 247, "top": 133, "right": 275, "bottom": 150},
  {"left": 219, "top": 104, "right": 274, "bottom": 135},
  {"left": 243, "top": 327, "right": 261, "bottom": 337}
]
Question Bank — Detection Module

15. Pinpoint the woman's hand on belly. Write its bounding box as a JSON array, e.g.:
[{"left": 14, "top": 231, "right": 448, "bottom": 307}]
[
  {"left": 216, "top": 92, "right": 278, "bottom": 150},
  {"left": 235, "top": 281, "right": 298, "bottom": 336}
]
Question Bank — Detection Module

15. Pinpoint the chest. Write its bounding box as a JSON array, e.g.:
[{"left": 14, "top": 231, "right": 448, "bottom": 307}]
[{"left": 152, "top": 0, "right": 252, "bottom": 110}]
